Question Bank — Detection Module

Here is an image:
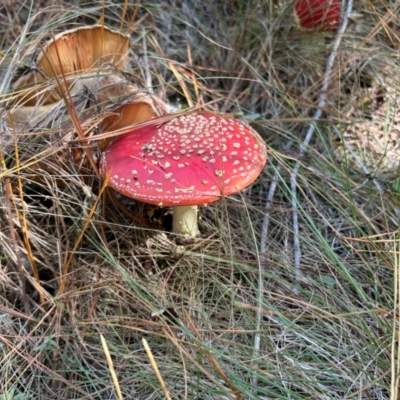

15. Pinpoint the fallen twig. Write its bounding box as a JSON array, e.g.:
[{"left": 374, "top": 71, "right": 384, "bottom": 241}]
[
  {"left": 290, "top": 0, "right": 353, "bottom": 277},
  {"left": 255, "top": 0, "right": 354, "bottom": 385}
]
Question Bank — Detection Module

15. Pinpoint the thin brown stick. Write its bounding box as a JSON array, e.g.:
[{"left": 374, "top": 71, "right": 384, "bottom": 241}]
[
  {"left": 40, "top": 33, "right": 99, "bottom": 175},
  {"left": 73, "top": 99, "right": 224, "bottom": 144},
  {"left": 3, "top": 179, "right": 29, "bottom": 313},
  {"left": 183, "top": 309, "right": 243, "bottom": 400},
  {"left": 58, "top": 174, "right": 109, "bottom": 296}
]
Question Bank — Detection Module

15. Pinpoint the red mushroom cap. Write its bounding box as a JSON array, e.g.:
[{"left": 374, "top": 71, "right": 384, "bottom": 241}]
[
  {"left": 295, "top": 0, "right": 341, "bottom": 31},
  {"left": 99, "top": 112, "right": 267, "bottom": 207}
]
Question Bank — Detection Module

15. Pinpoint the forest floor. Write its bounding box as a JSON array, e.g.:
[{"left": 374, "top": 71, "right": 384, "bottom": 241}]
[{"left": 0, "top": 1, "right": 399, "bottom": 399}]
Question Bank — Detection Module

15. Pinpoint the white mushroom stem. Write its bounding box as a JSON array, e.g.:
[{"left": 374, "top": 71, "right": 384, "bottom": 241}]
[{"left": 172, "top": 205, "right": 199, "bottom": 237}]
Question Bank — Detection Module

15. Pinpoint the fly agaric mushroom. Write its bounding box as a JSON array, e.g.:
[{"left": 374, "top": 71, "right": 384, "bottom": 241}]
[
  {"left": 8, "top": 25, "right": 165, "bottom": 131},
  {"left": 99, "top": 112, "right": 267, "bottom": 236},
  {"left": 295, "top": 0, "right": 340, "bottom": 30},
  {"left": 97, "top": 75, "right": 167, "bottom": 149},
  {"left": 76, "top": 73, "right": 167, "bottom": 150},
  {"left": 11, "top": 24, "right": 130, "bottom": 107}
]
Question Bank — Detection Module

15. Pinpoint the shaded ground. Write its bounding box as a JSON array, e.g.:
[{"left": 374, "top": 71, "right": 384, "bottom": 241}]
[{"left": 0, "top": 1, "right": 399, "bottom": 399}]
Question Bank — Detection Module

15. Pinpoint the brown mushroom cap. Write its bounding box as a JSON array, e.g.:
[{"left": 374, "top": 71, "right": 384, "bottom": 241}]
[
  {"left": 99, "top": 112, "right": 267, "bottom": 206},
  {"left": 11, "top": 25, "right": 130, "bottom": 106}
]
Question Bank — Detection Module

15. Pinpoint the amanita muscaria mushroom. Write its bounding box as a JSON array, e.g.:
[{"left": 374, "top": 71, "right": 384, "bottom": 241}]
[
  {"left": 7, "top": 23, "right": 166, "bottom": 152},
  {"left": 294, "top": 0, "right": 340, "bottom": 30},
  {"left": 97, "top": 76, "right": 167, "bottom": 149},
  {"left": 6, "top": 25, "right": 167, "bottom": 189},
  {"left": 99, "top": 112, "right": 267, "bottom": 236},
  {"left": 8, "top": 25, "right": 166, "bottom": 130},
  {"left": 11, "top": 25, "right": 130, "bottom": 106}
]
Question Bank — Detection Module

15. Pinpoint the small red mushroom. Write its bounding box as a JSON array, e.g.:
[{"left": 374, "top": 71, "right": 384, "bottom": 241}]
[
  {"left": 99, "top": 112, "right": 267, "bottom": 236},
  {"left": 295, "top": 0, "right": 340, "bottom": 31}
]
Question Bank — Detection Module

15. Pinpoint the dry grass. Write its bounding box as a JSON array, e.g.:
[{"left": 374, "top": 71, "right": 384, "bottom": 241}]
[{"left": 0, "top": 1, "right": 399, "bottom": 399}]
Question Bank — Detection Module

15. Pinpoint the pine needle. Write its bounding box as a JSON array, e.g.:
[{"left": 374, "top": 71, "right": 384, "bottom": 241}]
[
  {"left": 100, "top": 334, "right": 123, "bottom": 400},
  {"left": 142, "top": 338, "right": 172, "bottom": 400}
]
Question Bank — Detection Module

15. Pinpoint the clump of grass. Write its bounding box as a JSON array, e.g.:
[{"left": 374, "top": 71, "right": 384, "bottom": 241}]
[{"left": 0, "top": 0, "right": 399, "bottom": 399}]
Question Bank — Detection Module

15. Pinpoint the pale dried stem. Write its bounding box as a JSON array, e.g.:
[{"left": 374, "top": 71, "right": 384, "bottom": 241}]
[
  {"left": 290, "top": 0, "right": 354, "bottom": 277},
  {"left": 255, "top": 0, "right": 354, "bottom": 387}
]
